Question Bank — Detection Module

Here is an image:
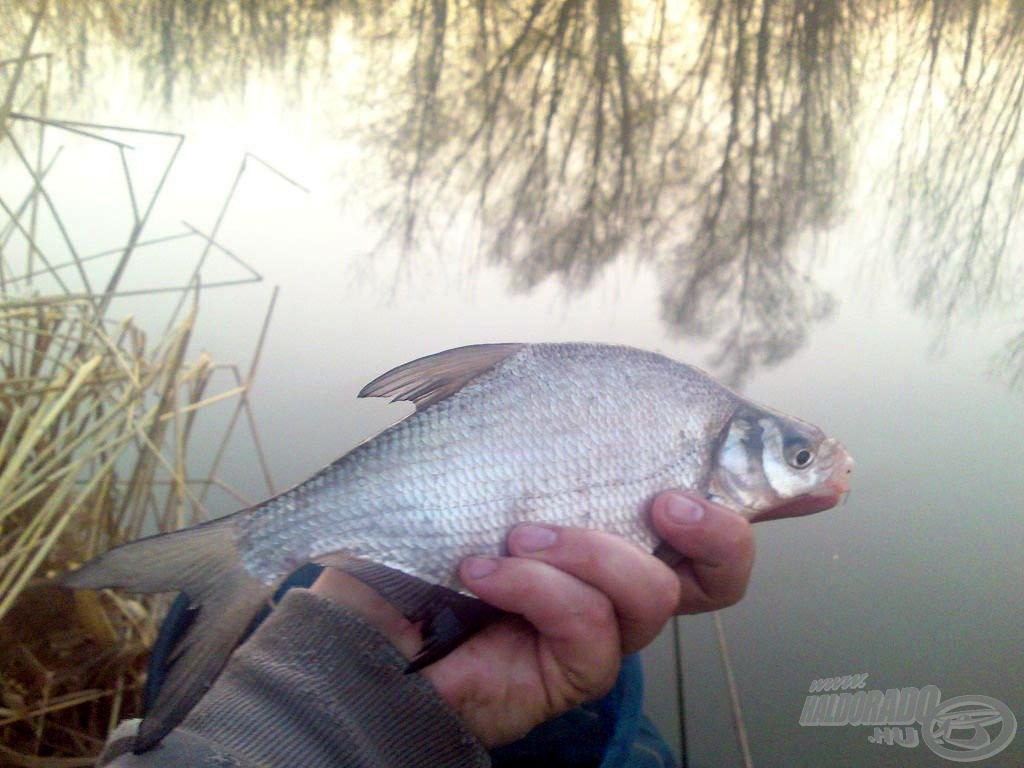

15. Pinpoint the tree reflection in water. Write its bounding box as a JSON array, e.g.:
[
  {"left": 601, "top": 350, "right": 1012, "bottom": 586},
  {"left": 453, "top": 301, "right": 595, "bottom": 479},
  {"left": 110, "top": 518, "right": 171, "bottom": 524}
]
[
  {"left": 885, "top": 2, "right": 1024, "bottom": 366},
  {"left": 4, "top": 0, "right": 1024, "bottom": 386},
  {"left": 346, "top": 0, "right": 854, "bottom": 384}
]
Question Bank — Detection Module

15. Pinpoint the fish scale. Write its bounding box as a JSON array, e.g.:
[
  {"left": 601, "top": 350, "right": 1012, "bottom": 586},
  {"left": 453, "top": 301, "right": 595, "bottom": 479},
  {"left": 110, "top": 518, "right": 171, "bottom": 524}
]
[
  {"left": 238, "top": 344, "right": 736, "bottom": 588},
  {"left": 64, "top": 341, "right": 854, "bottom": 753}
]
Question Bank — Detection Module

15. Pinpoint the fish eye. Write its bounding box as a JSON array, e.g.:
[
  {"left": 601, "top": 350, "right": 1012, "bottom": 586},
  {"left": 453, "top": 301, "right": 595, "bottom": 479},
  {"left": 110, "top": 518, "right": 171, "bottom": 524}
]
[{"left": 784, "top": 439, "right": 815, "bottom": 469}]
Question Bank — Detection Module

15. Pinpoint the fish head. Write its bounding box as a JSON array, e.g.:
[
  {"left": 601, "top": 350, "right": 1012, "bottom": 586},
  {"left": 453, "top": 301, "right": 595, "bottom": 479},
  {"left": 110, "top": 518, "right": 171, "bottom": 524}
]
[{"left": 708, "top": 406, "right": 854, "bottom": 522}]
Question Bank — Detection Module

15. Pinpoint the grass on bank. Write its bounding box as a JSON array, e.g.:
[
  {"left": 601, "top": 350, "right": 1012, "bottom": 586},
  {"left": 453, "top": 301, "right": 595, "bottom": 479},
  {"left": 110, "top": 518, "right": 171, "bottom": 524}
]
[{"left": 1, "top": 6, "right": 276, "bottom": 763}]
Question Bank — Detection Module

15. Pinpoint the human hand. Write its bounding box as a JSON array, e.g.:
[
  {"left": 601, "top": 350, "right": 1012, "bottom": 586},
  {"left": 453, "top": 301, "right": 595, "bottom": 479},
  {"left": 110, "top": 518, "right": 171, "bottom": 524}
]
[{"left": 311, "top": 491, "right": 755, "bottom": 747}]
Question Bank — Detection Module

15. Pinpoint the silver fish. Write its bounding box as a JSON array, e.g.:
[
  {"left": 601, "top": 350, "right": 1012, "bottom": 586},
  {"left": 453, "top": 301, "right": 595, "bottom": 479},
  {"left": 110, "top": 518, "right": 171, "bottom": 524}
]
[{"left": 64, "top": 343, "right": 854, "bottom": 751}]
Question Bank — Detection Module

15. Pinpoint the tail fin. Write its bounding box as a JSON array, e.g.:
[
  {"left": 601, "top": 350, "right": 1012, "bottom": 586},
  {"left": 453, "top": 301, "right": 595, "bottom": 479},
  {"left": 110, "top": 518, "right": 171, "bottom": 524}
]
[{"left": 63, "top": 518, "right": 275, "bottom": 753}]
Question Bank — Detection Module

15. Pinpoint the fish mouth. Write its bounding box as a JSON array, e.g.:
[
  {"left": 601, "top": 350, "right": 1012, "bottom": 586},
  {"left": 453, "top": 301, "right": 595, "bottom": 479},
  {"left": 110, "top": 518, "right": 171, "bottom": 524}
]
[
  {"left": 748, "top": 489, "right": 843, "bottom": 522},
  {"left": 749, "top": 446, "right": 855, "bottom": 524}
]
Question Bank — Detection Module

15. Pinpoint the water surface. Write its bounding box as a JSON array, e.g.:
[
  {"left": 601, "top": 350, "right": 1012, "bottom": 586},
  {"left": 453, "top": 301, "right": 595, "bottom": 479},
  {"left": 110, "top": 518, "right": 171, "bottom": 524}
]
[{"left": 2, "top": 3, "right": 1022, "bottom": 765}]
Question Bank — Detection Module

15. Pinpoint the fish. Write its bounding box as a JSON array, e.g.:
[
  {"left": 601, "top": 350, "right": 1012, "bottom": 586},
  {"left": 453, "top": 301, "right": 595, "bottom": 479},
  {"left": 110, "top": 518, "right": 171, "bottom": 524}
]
[{"left": 63, "top": 342, "right": 854, "bottom": 751}]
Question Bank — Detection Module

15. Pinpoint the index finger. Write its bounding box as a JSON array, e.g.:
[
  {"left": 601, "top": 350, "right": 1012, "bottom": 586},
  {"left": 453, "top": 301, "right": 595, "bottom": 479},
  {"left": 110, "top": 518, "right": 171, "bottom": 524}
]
[
  {"left": 649, "top": 493, "right": 756, "bottom": 613},
  {"left": 501, "top": 524, "right": 682, "bottom": 654}
]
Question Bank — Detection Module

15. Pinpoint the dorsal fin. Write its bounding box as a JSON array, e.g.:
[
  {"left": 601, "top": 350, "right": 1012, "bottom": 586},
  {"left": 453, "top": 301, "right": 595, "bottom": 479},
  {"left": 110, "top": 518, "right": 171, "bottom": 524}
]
[{"left": 358, "top": 343, "right": 524, "bottom": 410}]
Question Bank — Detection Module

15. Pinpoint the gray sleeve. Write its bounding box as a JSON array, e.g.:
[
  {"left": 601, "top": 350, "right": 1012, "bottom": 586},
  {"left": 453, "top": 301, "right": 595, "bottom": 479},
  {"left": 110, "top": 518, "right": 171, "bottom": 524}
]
[{"left": 97, "top": 589, "right": 491, "bottom": 768}]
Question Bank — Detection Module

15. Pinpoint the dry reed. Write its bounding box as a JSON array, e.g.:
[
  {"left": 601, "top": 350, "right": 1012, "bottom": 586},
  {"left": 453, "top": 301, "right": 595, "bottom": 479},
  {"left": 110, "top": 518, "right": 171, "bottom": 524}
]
[
  {"left": 1, "top": 7, "right": 282, "bottom": 763},
  {"left": 0, "top": 298, "right": 214, "bottom": 764}
]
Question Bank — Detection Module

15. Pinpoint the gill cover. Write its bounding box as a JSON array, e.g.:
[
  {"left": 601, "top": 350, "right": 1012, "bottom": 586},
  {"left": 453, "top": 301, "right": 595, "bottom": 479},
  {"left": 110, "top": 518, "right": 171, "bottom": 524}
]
[{"left": 709, "top": 406, "right": 838, "bottom": 517}]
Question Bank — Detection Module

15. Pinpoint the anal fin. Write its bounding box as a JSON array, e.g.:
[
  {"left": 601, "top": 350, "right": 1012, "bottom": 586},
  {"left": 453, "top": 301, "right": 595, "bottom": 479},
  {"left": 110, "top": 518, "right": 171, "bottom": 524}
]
[
  {"left": 319, "top": 555, "right": 505, "bottom": 672},
  {"left": 653, "top": 539, "right": 685, "bottom": 569},
  {"left": 405, "top": 595, "right": 505, "bottom": 673}
]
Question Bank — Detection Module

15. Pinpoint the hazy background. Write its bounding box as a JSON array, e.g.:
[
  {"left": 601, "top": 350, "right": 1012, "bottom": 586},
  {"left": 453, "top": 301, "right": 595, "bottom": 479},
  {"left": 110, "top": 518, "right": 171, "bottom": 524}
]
[{"left": 2, "top": 2, "right": 1022, "bottom": 765}]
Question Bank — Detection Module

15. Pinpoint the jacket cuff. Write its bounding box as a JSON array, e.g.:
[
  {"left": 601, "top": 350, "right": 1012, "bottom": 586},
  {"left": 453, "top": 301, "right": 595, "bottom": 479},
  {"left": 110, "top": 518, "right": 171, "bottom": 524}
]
[{"left": 100, "top": 589, "right": 490, "bottom": 768}]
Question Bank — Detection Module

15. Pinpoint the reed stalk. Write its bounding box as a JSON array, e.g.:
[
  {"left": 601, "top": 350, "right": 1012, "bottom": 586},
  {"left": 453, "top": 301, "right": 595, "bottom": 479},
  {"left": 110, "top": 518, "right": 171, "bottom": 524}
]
[{"left": 1, "top": 14, "right": 281, "bottom": 764}]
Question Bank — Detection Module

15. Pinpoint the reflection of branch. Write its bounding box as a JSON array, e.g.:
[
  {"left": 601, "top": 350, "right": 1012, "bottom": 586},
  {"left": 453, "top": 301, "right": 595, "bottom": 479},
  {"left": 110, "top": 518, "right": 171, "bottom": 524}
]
[
  {"left": 881, "top": 4, "right": 1024, "bottom": 396},
  {"left": 19, "top": 0, "right": 856, "bottom": 382},
  {"left": 2, "top": 0, "right": 341, "bottom": 106},
  {"left": 887, "top": 2, "right": 1024, "bottom": 321},
  {"left": 365, "top": 0, "right": 853, "bottom": 300},
  {"left": 658, "top": 0, "right": 851, "bottom": 384},
  {"left": 997, "top": 325, "right": 1024, "bottom": 393},
  {"left": 15, "top": 1, "right": 1024, "bottom": 389},
  {"left": 363, "top": 1, "right": 648, "bottom": 291},
  {"left": 349, "top": 1, "right": 854, "bottom": 383}
]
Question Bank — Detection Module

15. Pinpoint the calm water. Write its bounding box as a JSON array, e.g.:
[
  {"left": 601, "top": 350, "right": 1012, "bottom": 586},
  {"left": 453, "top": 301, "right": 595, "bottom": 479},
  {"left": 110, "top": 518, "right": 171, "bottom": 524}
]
[{"left": 2, "top": 3, "right": 1023, "bottom": 766}]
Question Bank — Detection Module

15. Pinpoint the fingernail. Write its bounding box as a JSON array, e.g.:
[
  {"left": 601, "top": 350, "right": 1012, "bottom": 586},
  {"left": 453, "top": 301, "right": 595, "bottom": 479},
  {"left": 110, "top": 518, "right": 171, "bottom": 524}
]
[
  {"left": 664, "top": 493, "right": 705, "bottom": 524},
  {"left": 464, "top": 557, "right": 499, "bottom": 580},
  {"left": 512, "top": 524, "right": 558, "bottom": 552}
]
